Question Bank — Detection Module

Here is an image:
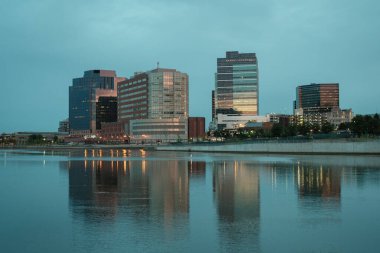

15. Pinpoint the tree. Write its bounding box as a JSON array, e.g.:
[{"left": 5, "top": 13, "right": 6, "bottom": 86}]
[
  {"left": 373, "top": 114, "right": 380, "bottom": 135},
  {"left": 338, "top": 122, "right": 349, "bottom": 131},
  {"left": 271, "top": 123, "right": 283, "bottom": 137},
  {"left": 284, "top": 125, "right": 297, "bottom": 137},
  {"left": 298, "top": 123, "right": 312, "bottom": 136},
  {"left": 351, "top": 115, "right": 365, "bottom": 136},
  {"left": 321, "top": 122, "right": 334, "bottom": 133},
  {"left": 27, "top": 134, "right": 44, "bottom": 144}
]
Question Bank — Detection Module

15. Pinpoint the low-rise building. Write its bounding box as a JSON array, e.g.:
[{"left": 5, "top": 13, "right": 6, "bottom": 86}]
[
  {"left": 58, "top": 119, "right": 69, "bottom": 133},
  {"left": 188, "top": 117, "right": 205, "bottom": 141},
  {"left": 216, "top": 114, "right": 269, "bottom": 130},
  {"left": 129, "top": 118, "right": 187, "bottom": 144}
]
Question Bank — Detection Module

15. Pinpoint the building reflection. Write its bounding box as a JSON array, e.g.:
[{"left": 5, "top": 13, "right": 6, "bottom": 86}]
[
  {"left": 67, "top": 160, "right": 123, "bottom": 222},
  {"left": 188, "top": 161, "right": 206, "bottom": 183},
  {"left": 149, "top": 159, "right": 189, "bottom": 224},
  {"left": 212, "top": 161, "right": 260, "bottom": 252},
  {"left": 296, "top": 163, "right": 342, "bottom": 201},
  {"left": 61, "top": 149, "right": 189, "bottom": 230}
]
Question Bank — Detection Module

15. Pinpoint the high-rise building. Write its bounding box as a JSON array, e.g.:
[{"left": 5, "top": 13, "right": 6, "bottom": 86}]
[
  {"left": 118, "top": 72, "right": 149, "bottom": 121},
  {"left": 69, "top": 70, "right": 125, "bottom": 135},
  {"left": 293, "top": 83, "right": 352, "bottom": 127},
  {"left": 96, "top": 96, "right": 118, "bottom": 130},
  {"left": 118, "top": 68, "right": 188, "bottom": 121},
  {"left": 295, "top": 83, "right": 339, "bottom": 114},
  {"left": 211, "top": 90, "right": 216, "bottom": 119},
  {"left": 117, "top": 68, "right": 189, "bottom": 143},
  {"left": 213, "top": 51, "right": 259, "bottom": 130},
  {"left": 147, "top": 68, "right": 188, "bottom": 119},
  {"left": 215, "top": 51, "right": 259, "bottom": 116}
]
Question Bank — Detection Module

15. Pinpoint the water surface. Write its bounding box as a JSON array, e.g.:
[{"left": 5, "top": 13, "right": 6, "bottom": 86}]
[{"left": 0, "top": 149, "right": 379, "bottom": 253}]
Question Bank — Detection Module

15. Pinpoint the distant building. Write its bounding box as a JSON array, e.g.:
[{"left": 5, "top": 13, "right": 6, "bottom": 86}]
[
  {"left": 267, "top": 114, "right": 291, "bottom": 127},
  {"left": 295, "top": 83, "right": 339, "bottom": 114},
  {"left": 215, "top": 51, "right": 259, "bottom": 116},
  {"left": 214, "top": 51, "right": 259, "bottom": 130},
  {"left": 211, "top": 90, "right": 216, "bottom": 120},
  {"left": 188, "top": 117, "right": 205, "bottom": 141},
  {"left": 69, "top": 70, "right": 125, "bottom": 136},
  {"left": 100, "top": 122, "right": 128, "bottom": 143},
  {"left": 14, "top": 132, "right": 68, "bottom": 145},
  {"left": 293, "top": 83, "right": 352, "bottom": 127},
  {"left": 326, "top": 108, "right": 353, "bottom": 128},
  {"left": 216, "top": 114, "right": 268, "bottom": 130},
  {"left": 58, "top": 118, "right": 69, "bottom": 133}
]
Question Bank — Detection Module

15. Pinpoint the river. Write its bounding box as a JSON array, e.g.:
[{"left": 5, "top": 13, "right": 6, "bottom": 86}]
[{"left": 0, "top": 149, "right": 379, "bottom": 253}]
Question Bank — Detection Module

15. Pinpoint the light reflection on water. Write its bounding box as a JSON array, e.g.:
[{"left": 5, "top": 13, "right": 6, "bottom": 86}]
[{"left": 0, "top": 149, "right": 380, "bottom": 253}]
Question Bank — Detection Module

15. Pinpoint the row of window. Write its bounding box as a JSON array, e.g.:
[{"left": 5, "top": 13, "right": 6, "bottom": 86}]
[
  {"left": 118, "top": 95, "right": 147, "bottom": 102},
  {"left": 119, "top": 107, "right": 147, "bottom": 113},
  {"left": 119, "top": 83, "right": 147, "bottom": 93},
  {"left": 119, "top": 89, "right": 147, "bottom": 98},
  {"left": 119, "top": 78, "right": 147, "bottom": 88},
  {"left": 119, "top": 101, "right": 147, "bottom": 108}
]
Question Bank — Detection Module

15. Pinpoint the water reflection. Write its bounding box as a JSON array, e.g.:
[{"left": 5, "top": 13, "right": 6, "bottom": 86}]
[
  {"left": 52, "top": 150, "right": 380, "bottom": 253},
  {"left": 62, "top": 157, "right": 189, "bottom": 235},
  {"left": 188, "top": 160, "right": 206, "bottom": 183},
  {"left": 213, "top": 161, "right": 260, "bottom": 252}
]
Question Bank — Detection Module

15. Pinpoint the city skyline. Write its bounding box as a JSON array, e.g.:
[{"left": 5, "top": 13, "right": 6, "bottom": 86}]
[{"left": 1, "top": 0, "right": 380, "bottom": 132}]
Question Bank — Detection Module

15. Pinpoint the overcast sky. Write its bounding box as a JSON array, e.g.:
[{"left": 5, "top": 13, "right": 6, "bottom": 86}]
[{"left": 1, "top": 0, "right": 379, "bottom": 132}]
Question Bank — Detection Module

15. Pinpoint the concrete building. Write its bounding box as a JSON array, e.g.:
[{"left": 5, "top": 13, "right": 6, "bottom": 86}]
[
  {"left": 216, "top": 114, "right": 268, "bottom": 130},
  {"left": 129, "top": 118, "right": 188, "bottom": 144},
  {"left": 214, "top": 51, "right": 259, "bottom": 130},
  {"left": 114, "top": 68, "right": 189, "bottom": 143},
  {"left": 267, "top": 114, "right": 291, "bottom": 127},
  {"left": 69, "top": 70, "right": 125, "bottom": 136},
  {"left": 325, "top": 108, "right": 353, "bottom": 128},
  {"left": 118, "top": 72, "right": 149, "bottom": 121},
  {"left": 100, "top": 122, "right": 127, "bottom": 143}
]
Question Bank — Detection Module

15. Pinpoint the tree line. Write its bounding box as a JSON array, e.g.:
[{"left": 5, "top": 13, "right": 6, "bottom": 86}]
[{"left": 211, "top": 114, "right": 380, "bottom": 140}]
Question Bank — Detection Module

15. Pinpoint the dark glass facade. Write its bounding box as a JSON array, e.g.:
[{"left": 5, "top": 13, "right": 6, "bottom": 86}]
[
  {"left": 296, "top": 83, "right": 339, "bottom": 114},
  {"left": 212, "top": 90, "right": 215, "bottom": 119},
  {"left": 96, "top": 96, "right": 118, "bottom": 130},
  {"left": 69, "top": 70, "right": 125, "bottom": 134},
  {"left": 215, "top": 51, "right": 259, "bottom": 117}
]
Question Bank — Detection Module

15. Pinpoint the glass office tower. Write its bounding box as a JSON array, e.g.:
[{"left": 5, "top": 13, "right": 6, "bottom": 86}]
[
  {"left": 69, "top": 70, "right": 125, "bottom": 134},
  {"left": 295, "top": 83, "right": 339, "bottom": 114},
  {"left": 215, "top": 51, "right": 259, "bottom": 116}
]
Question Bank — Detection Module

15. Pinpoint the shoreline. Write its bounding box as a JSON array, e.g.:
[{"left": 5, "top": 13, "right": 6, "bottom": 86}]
[
  {"left": 1, "top": 138, "right": 380, "bottom": 155},
  {"left": 156, "top": 138, "right": 380, "bottom": 155}
]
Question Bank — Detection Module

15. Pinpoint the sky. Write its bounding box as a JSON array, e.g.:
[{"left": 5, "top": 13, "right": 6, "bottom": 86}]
[{"left": 1, "top": 0, "right": 380, "bottom": 132}]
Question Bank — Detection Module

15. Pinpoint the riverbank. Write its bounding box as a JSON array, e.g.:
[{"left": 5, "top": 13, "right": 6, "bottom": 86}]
[
  {"left": 2, "top": 138, "right": 380, "bottom": 155},
  {"left": 156, "top": 138, "right": 380, "bottom": 155},
  {"left": 0, "top": 144, "right": 157, "bottom": 152}
]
